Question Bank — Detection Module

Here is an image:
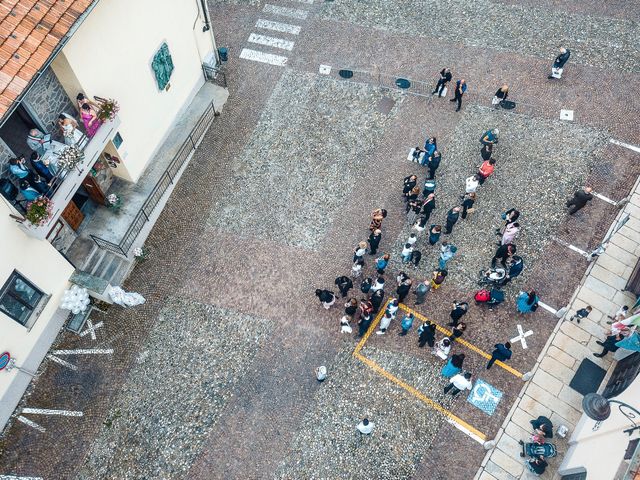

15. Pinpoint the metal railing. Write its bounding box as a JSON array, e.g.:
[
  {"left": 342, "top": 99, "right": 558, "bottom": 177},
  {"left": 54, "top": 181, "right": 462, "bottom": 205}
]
[
  {"left": 202, "top": 63, "right": 227, "bottom": 88},
  {"left": 89, "top": 100, "right": 218, "bottom": 257}
]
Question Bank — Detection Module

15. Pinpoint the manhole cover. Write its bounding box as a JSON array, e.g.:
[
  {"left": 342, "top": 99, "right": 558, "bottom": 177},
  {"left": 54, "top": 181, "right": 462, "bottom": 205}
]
[
  {"left": 395, "top": 78, "right": 411, "bottom": 89},
  {"left": 339, "top": 69, "right": 354, "bottom": 79},
  {"left": 377, "top": 96, "right": 396, "bottom": 115}
]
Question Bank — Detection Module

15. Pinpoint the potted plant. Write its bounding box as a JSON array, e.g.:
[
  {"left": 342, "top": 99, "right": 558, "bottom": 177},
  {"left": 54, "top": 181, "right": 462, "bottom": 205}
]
[
  {"left": 97, "top": 99, "right": 120, "bottom": 122},
  {"left": 25, "top": 197, "right": 53, "bottom": 226},
  {"left": 106, "top": 193, "right": 122, "bottom": 212},
  {"left": 57, "top": 146, "right": 84, "bottom": 172},
  {"left": 133, "top": 246, "right": 150, "bottom": 262}
]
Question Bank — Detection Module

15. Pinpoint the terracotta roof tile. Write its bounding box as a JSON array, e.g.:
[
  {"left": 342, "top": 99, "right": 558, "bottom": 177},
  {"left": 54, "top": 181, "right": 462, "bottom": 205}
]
[{"left": 0, "top": 0, "right": 94, "bottom": 120}]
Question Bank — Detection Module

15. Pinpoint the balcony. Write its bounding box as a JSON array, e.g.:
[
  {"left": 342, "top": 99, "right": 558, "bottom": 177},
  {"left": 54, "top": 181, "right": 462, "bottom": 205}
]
[{"left": 17, "top": 116, "right": 121, "bottom": 240}]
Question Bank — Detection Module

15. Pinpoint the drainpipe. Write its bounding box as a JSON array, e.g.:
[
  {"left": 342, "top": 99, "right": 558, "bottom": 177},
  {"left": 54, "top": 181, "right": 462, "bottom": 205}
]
[
  {"left": 197, "top": 0, "right": 219, "bottom": 65},
  {"left": 0, "top": 0, "right": 102, "bottom": 129}
]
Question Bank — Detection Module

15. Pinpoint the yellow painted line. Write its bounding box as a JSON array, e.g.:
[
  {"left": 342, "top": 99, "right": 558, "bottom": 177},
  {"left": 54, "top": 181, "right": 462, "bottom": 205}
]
[
  {"left": 354, "top": 351, "right": 487, "bottom": 443},
  {"left": 397, "top": 304, "right": 524, "bottom": 378},
  {"left": 353, "top": 299, "right": 389, "bottom": 355}
]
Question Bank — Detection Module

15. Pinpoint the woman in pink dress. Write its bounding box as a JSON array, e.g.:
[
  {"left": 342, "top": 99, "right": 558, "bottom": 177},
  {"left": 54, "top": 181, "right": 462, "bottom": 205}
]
[
  {"left": 81, "top": 103, "right": 101, "bottom": 138},
  {"left": 501, "top": 222, "right": 521, "bottom": 245}
]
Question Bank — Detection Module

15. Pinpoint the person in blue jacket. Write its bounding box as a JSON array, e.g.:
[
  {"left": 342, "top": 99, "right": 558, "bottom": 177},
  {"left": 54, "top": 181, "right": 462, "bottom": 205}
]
[
  {"left": 487, "top": 342, "right": 512, "bottom": 369},
  {"left": 517, "top": 290, "right": 539, "bottom": 314},
  {"left": 19, "top": 180, "right": 40, "bottom": 201}
]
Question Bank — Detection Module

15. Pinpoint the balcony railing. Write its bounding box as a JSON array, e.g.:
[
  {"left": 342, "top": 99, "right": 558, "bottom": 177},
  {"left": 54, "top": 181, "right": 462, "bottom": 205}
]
[{"left": 17, "top": 116, "right": 121, "bottom": 240}]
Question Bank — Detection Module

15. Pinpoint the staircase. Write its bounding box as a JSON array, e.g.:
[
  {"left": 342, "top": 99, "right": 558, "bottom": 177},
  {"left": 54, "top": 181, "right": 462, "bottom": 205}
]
[{"left": 80, "top": 244, "right": 133, "bottom": 286}]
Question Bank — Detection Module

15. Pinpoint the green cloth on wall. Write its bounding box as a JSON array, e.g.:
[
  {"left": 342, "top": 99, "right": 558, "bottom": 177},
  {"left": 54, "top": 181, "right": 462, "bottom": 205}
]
[{"left": 152, "top": 42, "right": 174, "bottom": 90}]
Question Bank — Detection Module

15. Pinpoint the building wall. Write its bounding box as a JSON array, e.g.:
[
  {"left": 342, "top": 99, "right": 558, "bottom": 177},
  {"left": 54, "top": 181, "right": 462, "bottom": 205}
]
[
  {"left": 0, "top": 201, "right": 75, "bottom": 429},
  {"left": 23, "top": 67, "right": 77, "bottom": 136},
  {"left": 56, "top": 0, "right": 215, "bottom": 182},
  {"left": 0, "top": 137, "right": 14, "bottom": 178}
]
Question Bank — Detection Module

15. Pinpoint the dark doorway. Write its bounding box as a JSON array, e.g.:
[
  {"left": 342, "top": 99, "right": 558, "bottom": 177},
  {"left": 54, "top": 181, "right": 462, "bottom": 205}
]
[{"left": 0, "top": 104, "right": 39, "bottom": 158}]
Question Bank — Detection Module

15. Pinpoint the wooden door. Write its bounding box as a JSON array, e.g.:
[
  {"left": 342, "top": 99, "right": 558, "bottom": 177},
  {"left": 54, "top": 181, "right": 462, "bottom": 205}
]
[
  {"left": 61, "top": 200, "right": 84, "bottom": 231},
  {"left": 82, "top": 174, "right": 107, "bottom": 205}
]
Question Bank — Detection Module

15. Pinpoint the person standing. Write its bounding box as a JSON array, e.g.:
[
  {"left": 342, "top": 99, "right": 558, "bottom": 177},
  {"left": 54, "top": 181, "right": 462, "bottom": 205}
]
[
  {"left": 356, "top": 418, "right": 375, "bottom": 434},
  {"left": 411, "top": 250, "right": 422, "bottom": 268},
  {"left": 401, "top": 243, "right": 414, "bottom": 263},
  {"left": 566, "top": 187, "right": 593, "bottom": 214},
  {"left": 450, "top": 322, "right": 467, "bottom": 342},
  {"left": 445, "top": 207, "right": 461, "bottom": 234},
  {"left": 501, "top": 222, "right": 520, "bottom": 245},
  {"left": 403, "top": 174, "right": 418, "bottom": 195},
  {"left": 371, "top": 276, "right": 385, "bottom": 292},
  {"left": 396, "top": 278, "right": 412, "bottom": 303},
  {"left": 430, "top": 269, "right": 448, "bottom": 290},
  {"left": 368, "top": 229, "right": 382, "bottom": 255},
  {"left": 375, "top": 254, "right": 390, "bottom": 274},
  {"left": 465, "top": 174, "right": 480, "bottom": 194},
  {"left": 377, "top": 311, "right": 394, "bottom": 335},
  {"left": 477, "top": 159, "right": 496, "bottom": 185},
  {"left": 441, "top": 353, "right": 465, "bottom": 377},
  {"left": 414, "top": 280, "right": 430, "bottom": 305},
  {"left": 351, "top": 258, "right": 364, "bottom": 278},
  {"left": 335, "top": 276, "right": 353, "bottom": 297},
  {"left": 432, "top": 67, "right": 452, "bottom": 97},
  {"left": 491, "top": 244, "right": 516, "bottom": 268},
  {"left": 480, "top": 128, "right": 499, "bottom": 146},
  {"left": 497, "top": 208, "right": 520, "bottom": 236},
  {"left": 429, "top": 224, "right": 442, "bottom": 245},
  {"left": 593, "top": 333, "right": 623, "bottom": 358},
  {"left": 418, "top": 320, "right": 437, "bottom": 348},
  {"left": 444, "top": 372, "right": 473, "bottom": 396},
  {"left": 421, "top": 193, "right": 436, "bottom": 222},
  {"left": 439, "top": 242, "right": 458, "bottom": 270},
  {"left": 548, "top": 47, "right": 571, "bottom": 79},
  {"left": 370, "top": 289, "right": 385, "bottom": 313},
  {"left": 315, "top": 289, "right": 336, "bottom": 309},
  {"left": 504, "top": 255, "right": 524, "bottom": 284},
  {"left": 492, "top": 84, "right": 509, "bottom": 108},
  {"left": 480, "top": 143, "right": 493, "bottom": 161},
  {"left": 448, "top": 302, "right": 469, "bottom": 326},
  {"left": 516, "top": 290, "right": 539, "bottom": 314},
  {"left": 487, "top": 342, "right": 512, "bottom": 369},
  {"left": 353, "top": 241, "right": 368, "bottom": 262},
  {"left": 461, "top": 192, "right": 476, "bottom": 219},
  {"left": 399, "top": 312, "right": 415, "bottom": 336},
  {"left": 344, "top": 298, "right": 358, "bottom": 317},
  {"left": 450, "top": 79, "right": 467, "bottom": 111},
  {"left": 29, "top": 152, "right": 54, "bottom": 182},
  {"left": 427, "top": 151, "right": 442, "bottom": 180},
  {"left": 358, "top": 312, "right": 373, "bottom": 337},
  {"left": 369, "top": 208, "right": 388, "bottom": 232}
]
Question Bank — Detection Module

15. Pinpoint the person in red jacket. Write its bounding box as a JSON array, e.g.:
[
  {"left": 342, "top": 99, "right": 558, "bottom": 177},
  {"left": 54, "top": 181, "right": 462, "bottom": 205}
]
[{"left": 477, "top": 158, "right": 496, "bottom": 185}]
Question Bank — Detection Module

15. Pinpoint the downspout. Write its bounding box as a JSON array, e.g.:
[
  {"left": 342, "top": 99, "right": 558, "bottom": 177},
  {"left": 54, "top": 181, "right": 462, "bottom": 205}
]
[
  {"left": 197, "top": 0, "right": 219, "bottom": 64},
  {"left": 0, "top": 0, "right": 103, "bottom": 129}
]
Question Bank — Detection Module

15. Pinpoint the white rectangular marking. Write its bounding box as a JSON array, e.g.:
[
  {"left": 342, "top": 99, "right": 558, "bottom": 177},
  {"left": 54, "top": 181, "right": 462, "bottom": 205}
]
[
  {"left": 52, "top": 348, "right": 113, "bottom": 355},
  {"left": 319, "top": 64, "right": 332, "bottom": 75},
  {"left": 446, "top": 418, "right": 485, "bottom": 445},
  {"left": 593, "top": 192, "right": 618, "bottom": 205},
  {"left": 16, "top": 416, "right": 45, "bottom": 432},
  {"left": 288, "top": 0, "right": 313, "bottom": 3},
  {"left": 22, "top": 408, "right": 83, "bottom": 417},
  {"left": 263, "top": 4, "right": 308, "bottom": 20},
  {"left": 568, "top": 244, "right": 589, "bottom": 256},
  {"left": 47, "top": 355, "right": 78, "bottom": 371},
  {"left": 610, "top": 139, "right": 640, "bottom": 154},
  {"left": 255, "top": 19, "right": 301, "bottom": 35},
  {"left": 239, "top": 48, "right": 288, "bottom": 67},
  {"left": 0, "top": 476, "right": 44, "bottom": 480},
  {"left": 560, "top": 109, "right": 574, "bottom": 121},
  {"left": 537, "top": 301, "right": 558, "bottom": 315},
  {"left": 248, "top": 33, "right": 295, "bottom": 51}
]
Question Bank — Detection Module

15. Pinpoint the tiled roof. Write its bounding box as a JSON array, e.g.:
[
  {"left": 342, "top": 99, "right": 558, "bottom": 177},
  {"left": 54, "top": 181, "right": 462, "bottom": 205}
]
[{"left": 0, "top": 0, "right": 94, "bottom": 120}]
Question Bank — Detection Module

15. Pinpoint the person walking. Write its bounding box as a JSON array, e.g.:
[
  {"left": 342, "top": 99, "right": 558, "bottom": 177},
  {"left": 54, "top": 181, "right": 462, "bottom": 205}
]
[
  {"left": 315, "top": 289, "right": 336, "bottom": 309},
  {"left": 444, "top": 372, "right": 473, "bottom": 396},
  {"left": 487, "top": 342, "right": 512, "bottom": 369},
  {"left": 375, "top": 254, "right": 390, "bottom": 274},
  {"left": 548, "top": 47, "right": 571, "bottom": 79},
  {"left": 428, "top": 224, "right": 442, "bottom": 245},
  {"left": 450, "top": 322, "right": 467, "bottom": 342},
  {"left": 432, "top": 67, "right": 452, "bottom": 97},
  {"left": 353, "top": 241, "right": 367, "bottom": 262},
  {"left": 427, "top": 151, "right": 442, "bottom": 180},
  {"left": 335, "top": 275, "right": 353, "bottom": 297},
  {"left": 414, "top": 280, "right": 430, "bottom": 305},
  {"left": 501, "top": 222, "right": 520, "bottom": 245},
  {"left": 441, "top": 353, "right": 465, "bottom": 377},
  {"left": 480, "top": 129, "right": 499, "bottom": 146},
  {"left": 445, "top": 207, "right": 461, "bottom": 234},
  {"left": 477, "top": 158, "right": 496, "bottom": 185},
  {"left": 369, "top": 208, "right": 388, "bottom": 232},
  {"left": 516, "top": 290, "right": 539, "bottom": 314},
  {"left": 461, "top": 192, "right": 476, "bottom": 219},
  {"left": 448, "top": 301, "right": 469, "bottom": 326},
  {"left": 492, "top": 84, "right": 509, "bottom": 108},
  {"left": 418, "top": 320, "right": 437, "bottom": 348},
  {"left": 593, "top": 333, "right": 623, "bottom": 358},
  {"left": 399, "top": 312, "right": 415, "bottom": 336},
  {"left": 465, "top": 174, "right": 480, "bottom": 194},
  {"left": 450, "top": 79, "right": 467, "bottom": 111},
  {"left": 491, "top": 243, "right": 516, "bottom": 268},
  {"left": 569, "top": 305, "right": 592, "bottom": 323},
  {"left": 368, "top": 229, "right": 382, "bottom": 255},
  {"left": 439, "top": 242, "right": 458, "bottom": 270},
  {"left": 397, "top": 278, "right": 413, "bottom": 303},
  {"left": 566, "top": 187, "right": 593, "bottom": 214}
]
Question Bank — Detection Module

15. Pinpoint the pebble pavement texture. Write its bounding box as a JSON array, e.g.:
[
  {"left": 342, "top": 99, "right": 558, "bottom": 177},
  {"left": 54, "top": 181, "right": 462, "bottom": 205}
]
[
  {"left": 208, "top": 70, "right": 401, "bottom": 250},
  {"left": 75, "top": 298, "right": 272, "bottom": 479},
  {"left": 320, "top": 0, "right": 640, "bottom": 73}
]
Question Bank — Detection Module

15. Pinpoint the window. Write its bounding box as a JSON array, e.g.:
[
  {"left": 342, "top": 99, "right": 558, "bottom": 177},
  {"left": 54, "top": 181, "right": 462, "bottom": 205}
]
[
  {"left": 0, "top": 271, "right": 44, "bottom": 326},
  {"left": 151, "top": 42, "right": 174, "bottom": 91}
]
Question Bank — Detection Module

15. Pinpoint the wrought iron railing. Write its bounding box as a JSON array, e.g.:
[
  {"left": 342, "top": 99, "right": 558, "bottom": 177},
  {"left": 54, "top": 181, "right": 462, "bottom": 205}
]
[
  {"left": 89, "top": 100, "right": 218, "bottom": 257},
  {"left": 202, "top": 63, "right": 227, "bottom": 87}
]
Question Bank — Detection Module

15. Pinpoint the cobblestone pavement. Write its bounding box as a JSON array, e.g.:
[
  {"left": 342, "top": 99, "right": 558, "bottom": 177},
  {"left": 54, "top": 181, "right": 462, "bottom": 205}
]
[{"left": 1, "top": 1, "right": 640, "bottom": 479}]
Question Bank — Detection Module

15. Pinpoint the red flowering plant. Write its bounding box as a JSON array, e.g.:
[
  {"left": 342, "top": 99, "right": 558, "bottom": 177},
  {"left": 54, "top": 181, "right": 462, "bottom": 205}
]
[
  {"left": 25, "top": 197, "right": 54, "bottom": 226},
  {"left": 97, "top": 99, "right": 120, "bottom": 122}
]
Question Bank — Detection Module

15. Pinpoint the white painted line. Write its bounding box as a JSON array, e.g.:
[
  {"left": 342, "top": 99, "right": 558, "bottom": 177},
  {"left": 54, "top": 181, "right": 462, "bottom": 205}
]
[
  {"left": 239, "top": 48, "right": 288, "bottom": 67},
  {"left": 610, "top": 138, "right": 640, "bottom": 154},
  {"left": 0, "top": 476, "right": 44, "bottom": 480},
  {"left": 593, "top": 192, "right": 618, "bottom": 205},
  {"left": 560, "top": 109, "right": 574, "bottom": 121},
  {"left": 510, "top": 324, "right": 533, "bottom": 349},
  {"left": 79, "top": 320, "right": 103, "bottom": 339},
  {"left": 22, "top": 408, "right": 83, "bottom": 417},
  {"left": 47, "top": 355, "right": 78, "bottom": 371},
  {"left": 288, "top": 0, "right": 313, "bottom": 3},
  {"left": 248, "top": 33, "right": 295, "bottom": 51},
  {"left": 537, "top": 301, "right": 558, "bottom": 315},
  {"left": 319, "top": 64, "right": 332, "bottom": 75},
  {"left": 255, "top": 19, "right": 301, "bottom": 35},
  {"left": 567, "top": 244, "right": 589, "bottom": 256},
  {"left": 263, "top": 4, "right": 309, "bottom": 20},
  {"left": 16, "top": 416, "right": 45, "bottom": 432},
  {"left": 51, "top": 348, "right": 113, "bottom": 355},
  {"left": 446, "top": 418, "right": 485, "bottom": 445}
]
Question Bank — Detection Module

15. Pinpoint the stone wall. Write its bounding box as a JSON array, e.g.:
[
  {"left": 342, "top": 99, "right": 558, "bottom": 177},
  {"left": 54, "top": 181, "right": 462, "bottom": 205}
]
[
  {"left": 23, "top": 67, "right": 77, "bottom": 136},
  {"left": 0, "top": 137, "right": 14, "bottom": 178}
]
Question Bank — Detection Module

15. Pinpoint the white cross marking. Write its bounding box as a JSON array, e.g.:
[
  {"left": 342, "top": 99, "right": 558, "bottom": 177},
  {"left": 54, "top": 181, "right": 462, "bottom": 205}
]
[
  {"left": 0, "top": 475, "right": 44, "bottom": 480},
  {"left": 79, "top": 320, "right": 103, "bottom": 340},
  {"left": 22, "top": 408, "right": 83, "bottom": 417},
  {"left": 47, "top": 355, "right": 78, "bottom": 371},
  {"left": 51, "top": 348, "right": 113, "bottom": 355},
  {"left": 510, "top": 324, "right": 533, "bottom": 349},
  {"left": 16, "top": 416, "right": 45, "bottom": 432}
]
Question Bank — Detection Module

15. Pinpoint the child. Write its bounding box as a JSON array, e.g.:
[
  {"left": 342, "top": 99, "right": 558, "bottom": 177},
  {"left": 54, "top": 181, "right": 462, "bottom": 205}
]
[{"left": 569, "top": 305, "right": 592, "bottom": 324}]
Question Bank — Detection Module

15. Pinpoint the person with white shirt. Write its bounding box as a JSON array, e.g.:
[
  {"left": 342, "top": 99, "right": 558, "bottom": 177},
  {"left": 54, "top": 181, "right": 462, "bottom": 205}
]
[
  {"left": 353, "top": 241, "right": 367, "bottom": 262},
  {"left": 465, "top": 174, "right": 480, "bottom": 194},
  {"left": 315, "top": 366, "right": 327, "bottom": 382},
  {"left": 444, "top": 372, "right": 473, "bottom": 397},
  {"left": 401, "top": 243, "right": 414, "bottom": 263},
  {"left": 407, "top": 232, "right": 417, "bottom": 246},
  {"left": 370, "top": 276, "right": 385, "bottom": 292},
  {"left": 356, "top": 418, "right": 375, "bottom": 434}
]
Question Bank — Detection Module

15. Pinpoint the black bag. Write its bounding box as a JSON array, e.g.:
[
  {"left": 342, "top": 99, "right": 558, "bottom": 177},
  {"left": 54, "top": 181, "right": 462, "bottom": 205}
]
[
  {"left": 500, "top": 100, "right": 516, "bottom": 110},
  {"left": 360, "top": 278, "right": 372, "bottom": 294}
]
